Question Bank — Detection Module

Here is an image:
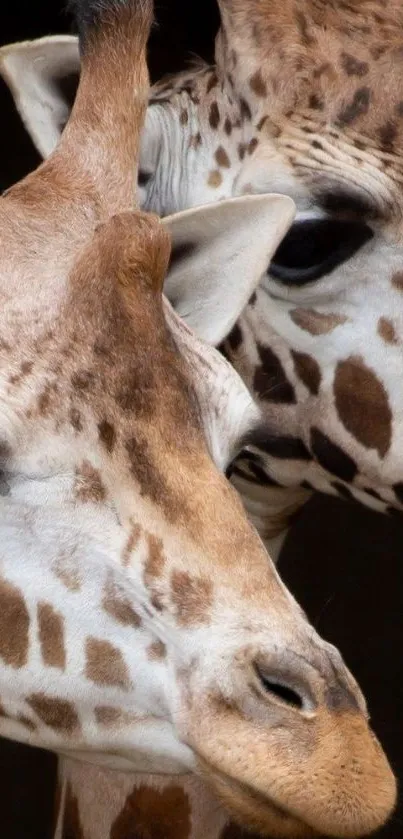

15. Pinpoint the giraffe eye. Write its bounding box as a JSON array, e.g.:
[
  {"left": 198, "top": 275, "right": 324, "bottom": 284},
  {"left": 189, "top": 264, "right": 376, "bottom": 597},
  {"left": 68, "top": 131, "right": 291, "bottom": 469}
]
[{"left": 269, "top": 218, "right": 373, "bottom": 286}]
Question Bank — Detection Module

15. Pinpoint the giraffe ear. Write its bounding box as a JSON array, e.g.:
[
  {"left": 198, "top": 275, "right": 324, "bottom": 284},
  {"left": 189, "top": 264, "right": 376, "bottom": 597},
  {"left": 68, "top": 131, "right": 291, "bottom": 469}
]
[
  {"left": 0, "top": 35, "right": 80, "bottom": 159},
  {"left": 162, "top": 194, "right": 296, "bottom": 345}
]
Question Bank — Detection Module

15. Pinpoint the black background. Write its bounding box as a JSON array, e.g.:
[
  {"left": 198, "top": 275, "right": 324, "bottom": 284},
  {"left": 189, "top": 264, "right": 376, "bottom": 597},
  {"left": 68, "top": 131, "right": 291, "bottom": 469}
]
[{"left": 0, "top": 2, "right": 402, "bottom": 837}]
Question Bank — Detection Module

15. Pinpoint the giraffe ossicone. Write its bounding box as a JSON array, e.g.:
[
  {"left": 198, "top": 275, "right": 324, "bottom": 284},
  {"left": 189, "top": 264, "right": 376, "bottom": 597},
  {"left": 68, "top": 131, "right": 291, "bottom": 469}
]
[{"left": 0, "top": 1, "right": 397, "bottom": 837}]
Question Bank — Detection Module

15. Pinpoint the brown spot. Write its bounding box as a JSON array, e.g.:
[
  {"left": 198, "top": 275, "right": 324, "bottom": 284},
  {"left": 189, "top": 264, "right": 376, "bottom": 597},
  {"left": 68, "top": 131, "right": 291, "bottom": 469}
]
[
  {"left": 215, "top": 146, "right": 230, "bottom": 168},
  {"left": 70, "top": 408, "right": 82, "bottom": 432},
  {"left": 9, "top": 360, "right": 34, "bottom": 385},
  {"left": 249, "top": 70, "right": 267, "bottom": 98},
  {"left": 147, "top": 640, "right": 167, "bottom": 660},
  {"left": 253, "top": 344, "right": 296, "bottom": 404},
  {"left": 290, "top": 308, "right": 347, "bottom": 336},
  {"left": 121, "top": 523, "right": 142, "bottom": 567},
  {"left": 291, "top": 351, "right": 321, "bottom": 396},
  {"left": 209, "top": 101, "right": 220, "bottom": 130},
  {"left": 309, "top": 94, "right": 324, "bottom": 110},
  {"left": 102, "top": 574, "right": 142, "bottom": 628},
  {"left": 0, "top": 576, "right": 29, "bottom": 668},
  {"left": 62, "top": 782, "right": 85, "bottom": 839},
  {"left": 179, "top": 109, "right": 188, "bottom": 125},
  {"left": 337, "top": 87, "right": 370, "bottom": 126},
  {"left": 98, "top": 420, "right": 116, "bottom": 453},
  {"left": 38, "top": 383, "right": 57, "bottom": 416},
  {"left": 257, "top": 116, "right": 268, "bottom": 131},
  {"left": 110, "top": 784, "right": 191, "bottom": 839},
  {"left": 94, "top": 706, "right": 134, "bottom": 726},
  {"left": 208, "top": 170, "right": 223, "bottom": 188},
  {"left": 144, "top": 533, "right": 166, "bottom": 586},
  {"left": 114, "top": 371, "right": 155, "bottom": 415},
  {"left": 224, "top": 117, "right": 232, "bottom": 136},
  {"left": 190, "top": 132, "right": 202, "bottom": 149},
  {"left": 248, "top": 138, "right": 259, "bottom": 155},
  {"left": 151, "top": 594, "right": 164, "bottom": 612},
  {"left": 53, "top": 554, "right": 81, "bottom": 592},
  {"left": 238, "top": 143, "right": 247, "bottom": 160},
  {"left": 27, "top": 694, "right": 79, "bottom": 733},
  {"left": 37, "top": 602, "right": 66, "bottom": 670},
  {"left": 17, "top": 714, "right": 36, "bottom": 731},
  {"left": 74, "top": 460, "right": 106, "bottom": 504},
  {"left": 71, "top": 370, "right": 95, "bottom": 392},
  {"left": 206, "top": 72, "right": 218, "bottom": 94},
  {"left": 239, "top": 98, "right": 252, "bottom": 122},
  {"left": 392, "top": 271, "right": 403, "bottom": 291},
  {"left": 340, "top": 52, "right": 369, "bottom": 77},
  {"left": 396, "top": 101, "right": 403, "bottom": 118},
  {"left": 21, "top": 360, "right": 33, "bottom": 375},
  {"left": 379, "top": 121, "right": 398, "bottom": 149},
  {"left": 371, "top": 44, "right": 387, "bottom": 60},
  {"left": 170, "top": 570, "right": 213, "bottom": 626},
  {"left": 125, "top": 434, "right": 177, "bottom": 521},
  {"left": 378, "top": 317, "right": 397, "bottom": 345},
  {"left": 85, "top": 638, "right": 129, "bottom": 689},
  {"left": 334, "top": 356, "right": 392, "bottom": 457}
]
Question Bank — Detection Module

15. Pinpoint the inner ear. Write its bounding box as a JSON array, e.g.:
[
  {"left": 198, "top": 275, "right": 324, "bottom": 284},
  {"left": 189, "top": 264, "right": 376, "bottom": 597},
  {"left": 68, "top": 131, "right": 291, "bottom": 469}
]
[{"left": 0, "top": 36, "right": 80, "bottom": 159}]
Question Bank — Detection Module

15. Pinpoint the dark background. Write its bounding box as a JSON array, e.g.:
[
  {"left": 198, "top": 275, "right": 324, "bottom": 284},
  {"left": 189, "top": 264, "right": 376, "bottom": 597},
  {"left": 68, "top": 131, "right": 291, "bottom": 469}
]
[{"left": 0, "top": 2, "right": 402, "bottom": 837}]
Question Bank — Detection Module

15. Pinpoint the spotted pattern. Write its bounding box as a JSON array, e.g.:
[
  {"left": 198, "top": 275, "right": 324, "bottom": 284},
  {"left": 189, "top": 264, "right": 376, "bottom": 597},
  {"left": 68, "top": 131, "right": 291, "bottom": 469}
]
[
  {"left": 291, "top": 351, "right": 321, "bottom": 396},
  {"left": 110, "top": 784, "right": 191, "bottom": 839},
  {"left": 102, "top": 574, "right": 142, "bottom": 628},
  {"left": 147, "top": 640, "right": 167, "bottom": 660},
  {"left": 170, "top": 570, "right": 213, "bottom": 627},
  {"left": 290, "top": 309, "right": 347, "bottom": 336},
  {"left": 27, "top": 693, "right": 80, "bottom": 733},
  {"left": 0, "top": 576, "right": 29, "bottom": 668},
  {"left": 74, "top": 460, "right": 106, "bottom": 503},
  {"left": 85, "top": 638, "right": 130, "bottom": 689},
  {"left": 37, "top": 602, "right": 66, "bottom": 670},
  {"left": 378, "top": 317, "right": 397, "bottom": 345},
  {"left": 334, "top": 356, "right": 392, "bottom": 457}
]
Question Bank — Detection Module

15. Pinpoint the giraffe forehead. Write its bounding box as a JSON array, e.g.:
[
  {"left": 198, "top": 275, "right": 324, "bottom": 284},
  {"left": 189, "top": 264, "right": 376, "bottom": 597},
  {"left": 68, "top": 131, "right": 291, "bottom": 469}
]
[{"left": 210, "top": 3, "right": 403, "bottom": 220}]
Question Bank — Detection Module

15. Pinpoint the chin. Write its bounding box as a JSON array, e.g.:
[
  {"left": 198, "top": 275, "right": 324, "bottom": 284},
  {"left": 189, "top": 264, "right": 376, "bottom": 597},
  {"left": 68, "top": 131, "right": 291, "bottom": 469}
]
[{"left": 201, "top": 764, "right": 317, "bottom": 838}]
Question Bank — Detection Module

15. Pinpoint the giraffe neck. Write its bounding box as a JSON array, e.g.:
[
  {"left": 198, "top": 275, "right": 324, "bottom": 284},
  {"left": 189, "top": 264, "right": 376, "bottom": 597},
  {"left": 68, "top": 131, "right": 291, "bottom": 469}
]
[{"left": 54, "top": 757, "right": 256, "bottom": 839}]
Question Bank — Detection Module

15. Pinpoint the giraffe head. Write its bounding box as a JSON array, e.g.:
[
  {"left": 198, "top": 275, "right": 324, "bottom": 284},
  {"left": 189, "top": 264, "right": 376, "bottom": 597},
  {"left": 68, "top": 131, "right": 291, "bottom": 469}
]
[
  {"left": 10, "top": 1, "right": 403, "bottom": 515},
  {"left": 0, "top": 3, "right": 397, "bottom": 834}
]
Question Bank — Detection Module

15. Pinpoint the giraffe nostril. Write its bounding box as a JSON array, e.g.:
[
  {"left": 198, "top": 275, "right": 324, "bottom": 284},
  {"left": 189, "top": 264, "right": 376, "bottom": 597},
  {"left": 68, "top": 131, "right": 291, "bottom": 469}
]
[{"left": 254, "top": 663, "right": 304, "bottom": 711}]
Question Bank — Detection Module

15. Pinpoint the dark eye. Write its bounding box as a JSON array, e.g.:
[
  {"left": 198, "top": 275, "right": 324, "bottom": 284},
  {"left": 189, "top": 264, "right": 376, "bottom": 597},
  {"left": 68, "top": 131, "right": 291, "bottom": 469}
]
[{"left": 269, "top": 218, "right": 373, "bottom": 286}]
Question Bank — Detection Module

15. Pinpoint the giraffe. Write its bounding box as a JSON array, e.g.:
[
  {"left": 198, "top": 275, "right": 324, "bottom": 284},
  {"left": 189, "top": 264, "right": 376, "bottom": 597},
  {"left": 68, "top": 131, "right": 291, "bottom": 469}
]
[
  {"left": 0, "top": 0, "right": 396, "bottom": 838},
  {"left": 8, "top": 0, "right": 403, "bottom": 563}
]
